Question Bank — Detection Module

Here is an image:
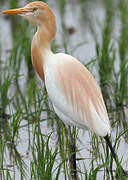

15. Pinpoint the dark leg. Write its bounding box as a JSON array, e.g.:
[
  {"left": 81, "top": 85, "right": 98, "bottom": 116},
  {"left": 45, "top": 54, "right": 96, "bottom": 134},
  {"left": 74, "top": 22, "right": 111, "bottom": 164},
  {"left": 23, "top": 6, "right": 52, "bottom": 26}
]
[
  {"left": 68, "top": 126, "right": 77, "bottom": 180},
  {"left": 104, "top": 134, "right": 126, "bottom": 175}
]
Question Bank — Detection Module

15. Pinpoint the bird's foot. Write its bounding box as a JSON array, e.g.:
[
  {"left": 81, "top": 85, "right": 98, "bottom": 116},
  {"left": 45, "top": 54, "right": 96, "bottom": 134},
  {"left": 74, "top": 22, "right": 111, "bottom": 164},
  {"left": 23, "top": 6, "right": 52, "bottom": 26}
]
[{"left": 115, "top": 167, "right": 128, "bottom": 179}]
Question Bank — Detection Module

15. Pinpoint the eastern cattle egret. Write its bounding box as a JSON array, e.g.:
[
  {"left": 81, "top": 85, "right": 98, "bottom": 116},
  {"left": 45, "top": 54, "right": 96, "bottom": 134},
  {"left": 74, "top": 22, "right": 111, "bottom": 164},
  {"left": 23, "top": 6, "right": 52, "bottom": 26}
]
[{"left": 2, "top": 1, "right": 126, "bottom": 177}]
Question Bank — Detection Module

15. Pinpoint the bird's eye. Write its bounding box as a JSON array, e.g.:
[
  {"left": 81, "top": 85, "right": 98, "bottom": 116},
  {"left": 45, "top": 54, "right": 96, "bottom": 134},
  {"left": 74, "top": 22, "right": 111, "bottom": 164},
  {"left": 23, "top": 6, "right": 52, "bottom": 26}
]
[{"left": 33, "top": 7, "right": 38, "bottom": 12}]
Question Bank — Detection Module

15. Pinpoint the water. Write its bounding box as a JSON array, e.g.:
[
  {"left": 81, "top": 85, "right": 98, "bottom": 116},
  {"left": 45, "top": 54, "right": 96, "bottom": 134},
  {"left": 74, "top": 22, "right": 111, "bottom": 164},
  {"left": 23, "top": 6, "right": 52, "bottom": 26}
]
[{"left": 0, "top": 2, "right": 12, "bottom": 62}]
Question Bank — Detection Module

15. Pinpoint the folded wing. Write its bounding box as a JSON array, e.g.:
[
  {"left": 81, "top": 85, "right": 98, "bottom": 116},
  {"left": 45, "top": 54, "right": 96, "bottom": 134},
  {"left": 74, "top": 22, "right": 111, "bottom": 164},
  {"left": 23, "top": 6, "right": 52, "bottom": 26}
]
[{"left": 55, "top": 54, "right": 110, "bottom": 136}]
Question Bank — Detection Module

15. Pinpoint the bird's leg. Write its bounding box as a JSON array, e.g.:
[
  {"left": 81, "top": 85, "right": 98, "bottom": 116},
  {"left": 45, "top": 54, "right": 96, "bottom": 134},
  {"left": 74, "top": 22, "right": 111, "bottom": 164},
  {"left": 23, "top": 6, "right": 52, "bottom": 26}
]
[
  {"left": 104, "top": 135, "right": 126, "bottom": 177},
  {"left": 67, "top": 126, "right": 78, "bottom": 180}
]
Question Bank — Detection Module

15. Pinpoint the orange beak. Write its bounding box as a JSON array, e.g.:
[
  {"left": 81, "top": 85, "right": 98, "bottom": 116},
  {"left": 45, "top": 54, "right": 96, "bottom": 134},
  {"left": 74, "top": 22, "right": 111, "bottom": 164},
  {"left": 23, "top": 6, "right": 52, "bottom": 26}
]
[{"left": 2, "top": 8, "right": 33, "bottom": 15}]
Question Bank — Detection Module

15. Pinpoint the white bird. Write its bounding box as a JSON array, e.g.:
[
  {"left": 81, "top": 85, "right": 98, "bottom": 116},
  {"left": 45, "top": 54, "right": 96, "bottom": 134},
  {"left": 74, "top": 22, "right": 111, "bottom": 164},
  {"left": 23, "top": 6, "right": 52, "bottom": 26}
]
[{"left": 2, "top": 1, "right": 126, "bottom": 177}]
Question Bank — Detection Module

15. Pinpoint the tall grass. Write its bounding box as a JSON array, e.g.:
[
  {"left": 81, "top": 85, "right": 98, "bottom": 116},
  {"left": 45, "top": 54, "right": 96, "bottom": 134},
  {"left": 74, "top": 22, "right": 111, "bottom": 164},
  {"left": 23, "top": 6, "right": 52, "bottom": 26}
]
[{"left": 0, "top": 0, "right": 128, "bottom": 179}]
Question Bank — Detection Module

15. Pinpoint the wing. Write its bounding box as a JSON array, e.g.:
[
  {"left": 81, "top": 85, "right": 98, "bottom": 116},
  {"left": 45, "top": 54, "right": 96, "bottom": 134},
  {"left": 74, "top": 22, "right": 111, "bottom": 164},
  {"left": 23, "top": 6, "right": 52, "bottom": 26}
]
[{"left": 45, "top": 53, "right": 110, "bottom": 137}]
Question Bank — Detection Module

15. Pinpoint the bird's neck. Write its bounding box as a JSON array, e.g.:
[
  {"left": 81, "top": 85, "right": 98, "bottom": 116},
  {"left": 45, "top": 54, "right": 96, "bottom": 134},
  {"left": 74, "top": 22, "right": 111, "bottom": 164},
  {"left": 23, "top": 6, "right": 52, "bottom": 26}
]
[
  {"left": 36, "top": 26, "right": 51, "bottom": 50},
  {"left": 31, "top": 26, "right": 54, "bottom": 82}
]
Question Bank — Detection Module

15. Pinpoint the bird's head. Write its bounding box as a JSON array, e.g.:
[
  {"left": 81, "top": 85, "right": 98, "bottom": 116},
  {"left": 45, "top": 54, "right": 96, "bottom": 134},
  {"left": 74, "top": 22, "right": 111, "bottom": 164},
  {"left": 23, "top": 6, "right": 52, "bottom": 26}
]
[
  {"left": 2, "top": 1, "right": 54, "bottom": 25},
  {"left": 2, "top": 1, "right": 56, "bottom": 39}
]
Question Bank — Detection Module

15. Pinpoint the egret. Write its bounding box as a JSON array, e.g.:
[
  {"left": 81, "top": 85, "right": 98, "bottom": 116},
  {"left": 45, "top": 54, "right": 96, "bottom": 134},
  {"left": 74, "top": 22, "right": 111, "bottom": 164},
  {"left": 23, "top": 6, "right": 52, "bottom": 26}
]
[{"left": 2, "top": 1, "right": 126, "bottom": 178}]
